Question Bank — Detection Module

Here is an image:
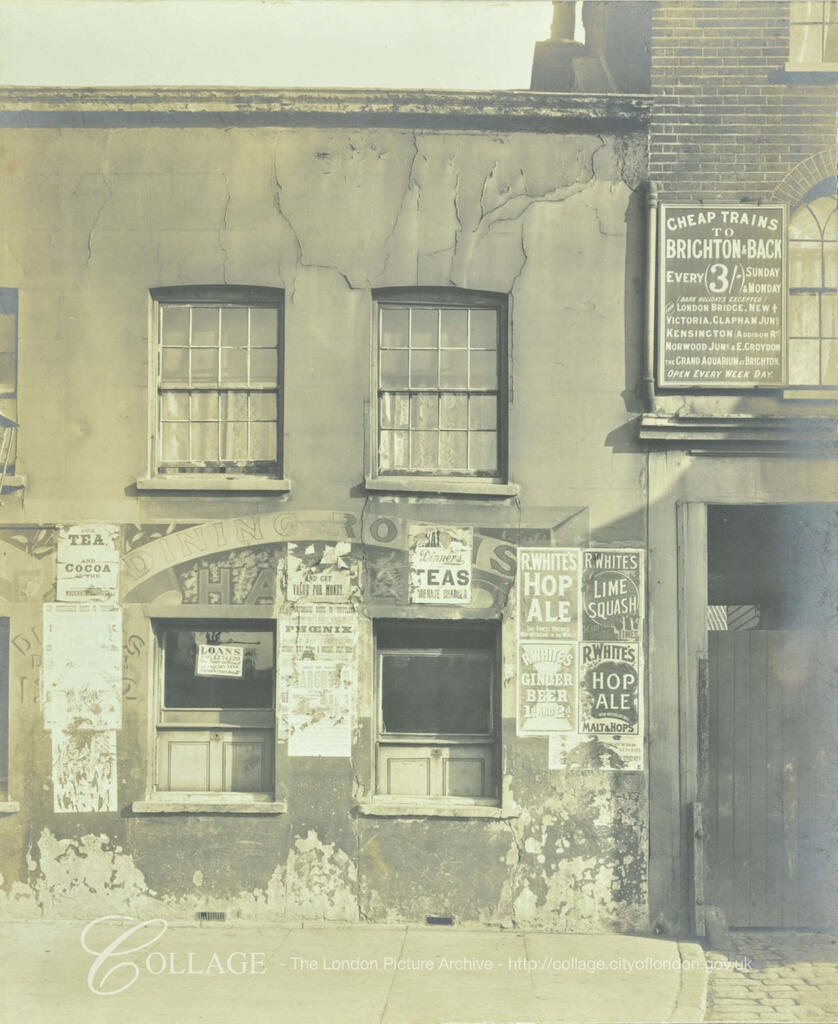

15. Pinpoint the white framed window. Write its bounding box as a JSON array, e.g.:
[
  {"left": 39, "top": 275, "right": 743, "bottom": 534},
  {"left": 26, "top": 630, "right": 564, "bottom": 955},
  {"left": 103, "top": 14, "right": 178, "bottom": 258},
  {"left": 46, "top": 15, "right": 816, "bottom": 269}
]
[
  {"left": 788, "top": 183, "right": 837, "bottom": 386},
  {"left": 150, "top": 286, "right": 283, "bottom": 478},
  {"left": 152, "top": 619, "right": 276, "bottom": 797},
  {"left": 374, "top": 620, "right": 501, "bottom": 803},
  {"left": 788, "top": 1, "right": 838, "bottom": 66},
  {"left": 372, "top": 289, "right": 509, "bottom": 484}
]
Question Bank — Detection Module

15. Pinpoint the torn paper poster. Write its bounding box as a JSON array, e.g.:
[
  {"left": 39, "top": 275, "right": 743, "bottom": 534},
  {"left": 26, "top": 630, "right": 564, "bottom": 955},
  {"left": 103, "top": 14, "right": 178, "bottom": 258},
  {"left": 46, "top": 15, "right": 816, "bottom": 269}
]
[
  {"left": 56, "top": 524, "right": 120, "bottom": 602},
  {"left": 278, "top": 603, "right": 358, "bottom": 752},
  {"left": 287, "top": 669, "right": 353, "bottom": 758},
  {"left": 286, "top": 541, "right": 357, "bottom": 602},
  {"left": 51, "top": 729, "right": 118, "bottom": 812},
  {"left": 42, "top": 604, "right": 122, "bottom": 731},
  {"left": 549, "top": 731, "right": 643, "bottom": 772}
]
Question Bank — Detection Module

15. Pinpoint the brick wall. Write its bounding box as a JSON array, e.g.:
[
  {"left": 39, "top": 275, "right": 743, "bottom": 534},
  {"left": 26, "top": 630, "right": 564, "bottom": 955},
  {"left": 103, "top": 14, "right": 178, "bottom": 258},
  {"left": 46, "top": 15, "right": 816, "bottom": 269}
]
[{"left": 650, "top": 0, "right": 837, "bottom": 204}]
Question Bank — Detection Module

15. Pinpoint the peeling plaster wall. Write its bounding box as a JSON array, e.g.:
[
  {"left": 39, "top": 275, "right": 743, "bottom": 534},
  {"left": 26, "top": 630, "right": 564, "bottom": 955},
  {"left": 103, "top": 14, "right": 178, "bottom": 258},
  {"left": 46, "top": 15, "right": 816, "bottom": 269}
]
[{"left": 0, "top": 122, "right": 649, "bottom": 929}]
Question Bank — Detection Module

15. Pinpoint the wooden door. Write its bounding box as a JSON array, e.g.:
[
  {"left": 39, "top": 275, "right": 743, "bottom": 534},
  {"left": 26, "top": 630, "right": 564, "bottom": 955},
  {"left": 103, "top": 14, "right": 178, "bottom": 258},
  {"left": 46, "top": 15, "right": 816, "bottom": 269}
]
[{"left": 702, "top": 631, "right": 838, "bottom": 927}]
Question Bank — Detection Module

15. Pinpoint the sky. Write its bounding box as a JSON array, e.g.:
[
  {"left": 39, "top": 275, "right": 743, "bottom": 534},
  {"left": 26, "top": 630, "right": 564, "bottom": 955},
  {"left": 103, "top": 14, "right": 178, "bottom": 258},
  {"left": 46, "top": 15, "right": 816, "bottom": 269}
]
[{"left": 0, "top": 1, "right": 556, "bottom": 90}]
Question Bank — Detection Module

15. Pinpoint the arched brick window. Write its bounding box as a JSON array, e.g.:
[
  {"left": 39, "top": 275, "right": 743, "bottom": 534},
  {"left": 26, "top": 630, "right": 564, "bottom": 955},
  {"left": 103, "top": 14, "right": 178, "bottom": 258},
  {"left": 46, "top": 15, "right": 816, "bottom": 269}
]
[{"left": 788, "top": 182, "right": 837, "bottom": 386}]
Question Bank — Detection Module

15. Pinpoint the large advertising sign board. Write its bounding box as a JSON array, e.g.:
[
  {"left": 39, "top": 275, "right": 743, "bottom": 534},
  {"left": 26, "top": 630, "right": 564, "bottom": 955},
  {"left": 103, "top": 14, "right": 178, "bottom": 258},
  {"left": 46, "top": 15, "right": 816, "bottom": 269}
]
[{"left": 658, "top": 203, "right": 786, "bottom": 388}]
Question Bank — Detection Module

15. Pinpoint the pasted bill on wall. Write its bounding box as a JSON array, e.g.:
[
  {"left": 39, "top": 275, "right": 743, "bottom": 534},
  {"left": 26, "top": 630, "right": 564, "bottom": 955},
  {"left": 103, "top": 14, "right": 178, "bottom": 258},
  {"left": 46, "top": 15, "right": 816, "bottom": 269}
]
[
  {"left": 278, "top": 603, "right": 358, "bottom": 757},
  {"left": 286, "top": 541, "right": 356, "bottom": 602},
  {"left": 42, "top": 601, "right": 122, "bottom": 811},
  {"left": 408, "top": 525, "right": 472, "bottom": 604},
  {"left": 56, "top": 524, "right": 120, "bottom": 603},
  {"left": 517, "top": 547, "right": 645, "bottom": 771}
]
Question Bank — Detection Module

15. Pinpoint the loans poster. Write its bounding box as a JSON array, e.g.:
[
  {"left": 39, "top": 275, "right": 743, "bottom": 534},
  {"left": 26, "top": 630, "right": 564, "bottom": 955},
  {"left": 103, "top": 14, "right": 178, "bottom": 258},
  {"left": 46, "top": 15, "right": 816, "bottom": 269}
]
[
  {"left": 278, "top": 603, "right": 357, "bottom": 756},
  {"left": 658, "top": 203, "right": 785, "bottom": 387},
  {"left": 42, "top": 603, "right": 123, "bottom": 732},
  {"left": 517, "top": 641, "right": 577, "bottom": 734},
  {"left": 56, "top": 524, "right": 120, "bottom": 602},
  {"left": 286, "top": 541, "right": 355, "bottom": 602},
  {"left": 517, "top": 547, "right": 580, "bottom": 640},
  {"left": 581, "top": 548, "right": 643, "bottom": 642},
  {"left": 195, "top": 643, "right": 244, "bottom": 678},
  {"left": 408, "top": 525, "right": 472, "bottom": 604}
]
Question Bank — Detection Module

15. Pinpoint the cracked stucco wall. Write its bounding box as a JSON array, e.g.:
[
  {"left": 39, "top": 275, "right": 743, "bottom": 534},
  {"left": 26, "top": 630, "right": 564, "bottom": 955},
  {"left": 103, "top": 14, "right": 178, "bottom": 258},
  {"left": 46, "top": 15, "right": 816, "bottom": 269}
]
[{"left": 0, "top": 123, "right": 649, "bottom": 929}]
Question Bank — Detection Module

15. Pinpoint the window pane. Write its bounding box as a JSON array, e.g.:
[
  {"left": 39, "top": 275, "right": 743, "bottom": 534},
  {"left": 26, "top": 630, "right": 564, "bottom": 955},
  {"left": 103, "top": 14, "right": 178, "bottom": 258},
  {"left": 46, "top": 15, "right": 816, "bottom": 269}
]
[
  {"left": 411, "top": 308, "right": 438, "bottom": 348},
  {"left": 789, "top": 293, "right": 820, "bottom": 337},
  {"left": 789, "top": 203, "right": 819, "bottom": 240},
  {"left": 190, "top": 392, "right": 218, "bottom": 420},
  {"left": 161, "top": 348, "right": 189, "bottom": 384},
  {"left": 788, "top": 337, "right": 820, "bottom": 385},
  {"left": 380, "top": 392, "right": 409, "bottom": 429},
  {"left": 0, "top": 314, "right": 15, "bottom": 354},
  {"left": 381, "top": 308, "right": 409, "bottom": 349},
  {"left": 250, "top": 349, "right": 277, "bottom": 385},
  {"left": 825, "top": 248, "right": 837, "bottom": 289},
  {"left": 469, "top": 394, "right": 497, "bottom": 430},
  {"left": 440, "top": 349, "right": 467, "bottom": 387},
  {"left": 789, "top": 241, "right": 823, "bottom": 288},
  {"left": 470, "top": 309, "right": 498, "bottom": 349},
  {"left": 789, "top": 22, "right": 823, "bottom": 64},
  {"left": 822, "top": 338, "right": 838, "bottom": 385},
  {"left": 249, "top": 392, "right": 276, "bottom": 420},
  {"left": 250, "top": 421, "right": 277, "bottom": 461},
  {"left": 221, "top": 307, "right": 248, "bottom": 348},
  {"left": 191, "top": 348, "right": 218, "bottom": 384},
  {"left": 221, "top": 391, "right": 248, "bottom": 421},
  {"left": 161, "top": 422, "right": 188, "bottom": 462},
  {"left": 191, "top": 421, "right": 219, "bottom": 461},
  {"left": 379, "top": 429, "right": 408, "bottom": 470},
  {"left": 0, "top": 353, "right": 16, "bottom": 394},
  {"left": 162, "top": 306, "right": 190, "bottom": 347},
  {"left": 250, "top": 308, "right": 279, "bottom": 348},
  {"left": 410, "top": 349, "right": 438, "bottom": 387},
  {"left": 439, "top": 430, "right": 467, "bottom": 470},
  {"left": 440, "top": 309, "right": 468, "bottom": 348},
  {"left": 163, "top": 625, "right": 274, "bottom": 709},
  {"left": 411, "top": 430, "right": 438, "bottom": 469},
  {"left": 220, "top": 420, "right": 248, "bottom": 462},
  {"left": 161, "top": 392, "right": 188, "bottom": 420},
  {"left": 381, "top": 350, "right": 409, "bottom": 388},
  {"left": 469, "top": 350, "right": 498, "bottom": 388},
  {"left": 381, "top": 652, "right": 492, "bottom": 734},
  {"left": 825, "top": 14, "right": 838, "bottom": 60},
  {"left": 822, "top": 290, "right": 837, "bottom": 340},
  {"left": 192, "top": 307, "right": 220, "bottom": 347},
  {"left": 410, "top": 393, "right": 439, "bottom": 429},
  {"left": 221, "top": 348, "right": 248, "bottom": 384},
  {"left": 469, "top": 431, "right": 498, "bottom": 473},
  {"left": 440, "top": 393, "right": 467, "bottom": 429}
]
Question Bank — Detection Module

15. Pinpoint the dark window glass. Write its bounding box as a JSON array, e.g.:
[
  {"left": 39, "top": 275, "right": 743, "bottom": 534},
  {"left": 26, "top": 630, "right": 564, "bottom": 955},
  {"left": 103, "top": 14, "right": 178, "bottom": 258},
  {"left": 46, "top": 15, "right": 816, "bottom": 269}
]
[
  {"left": 162, "top": 623, "right": 274, "bottom": 709},
  {"left": 378, "top": 622, "right": 496, "bottom": 735}
]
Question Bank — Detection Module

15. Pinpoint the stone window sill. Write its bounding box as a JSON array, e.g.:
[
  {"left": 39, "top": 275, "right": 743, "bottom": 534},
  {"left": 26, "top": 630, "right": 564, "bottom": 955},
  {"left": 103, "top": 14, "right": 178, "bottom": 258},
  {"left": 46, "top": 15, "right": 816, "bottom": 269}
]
[
  {"left": 132, "top": 796, "right": 286, "bottom": 814},
  {"left": 356, "top": 799, "right": 519, "bottom": 819},
  {"left": 784, "top": 62, "right": 838, "bottom": 73},
  {"left": 0, "top": 800, "right": 20, "bottom": 814},
  {"left": 136, "top": 476, "right": 291, "bottom": 494},
  {"left": 365, "top": 475, "right": 519, "bottom": 498},
  {"left": 782, "top": 388, "right": 838, "bottom": 402},
  {"left": 0, "top": 475, "right": 25, "bottom": 492}
]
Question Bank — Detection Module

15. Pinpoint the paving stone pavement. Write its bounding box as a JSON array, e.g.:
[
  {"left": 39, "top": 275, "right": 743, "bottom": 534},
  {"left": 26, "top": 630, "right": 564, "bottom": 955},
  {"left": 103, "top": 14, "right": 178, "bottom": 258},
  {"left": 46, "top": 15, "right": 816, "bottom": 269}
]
[{"left": 705, "top": 929, "right": 838, "bottom": 1022}]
